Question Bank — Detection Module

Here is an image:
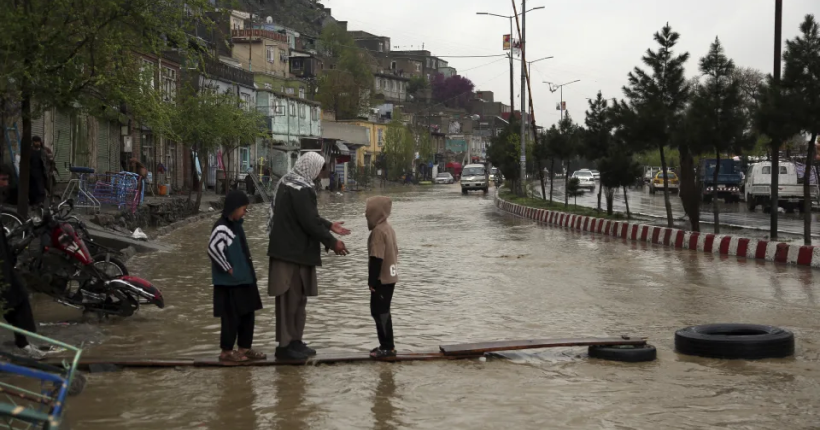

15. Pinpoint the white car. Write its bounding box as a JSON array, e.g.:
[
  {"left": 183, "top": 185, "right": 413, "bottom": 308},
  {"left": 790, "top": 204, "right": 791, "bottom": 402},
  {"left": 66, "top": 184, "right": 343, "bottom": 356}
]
[
  {"left": 590, "top": 170, "right": 600, "bottom": 180},
  {"left": 461, "top": 164, "right": 489, "bottom": 194},
  {"left": 435, "top": 172, "right": 455, "bottom": 184},
  {"left": 571, "top": 170, "right": 596, "bottom": 190}
]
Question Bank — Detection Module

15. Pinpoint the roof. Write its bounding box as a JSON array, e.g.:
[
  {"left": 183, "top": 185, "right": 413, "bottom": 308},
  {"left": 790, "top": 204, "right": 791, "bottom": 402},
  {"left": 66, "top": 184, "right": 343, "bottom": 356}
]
[
  {"left": 258, "top": 89, "right": 322, "bottom": 106},
  {"left": 374, "top": 72, "right": 410, "bottom": 82}
]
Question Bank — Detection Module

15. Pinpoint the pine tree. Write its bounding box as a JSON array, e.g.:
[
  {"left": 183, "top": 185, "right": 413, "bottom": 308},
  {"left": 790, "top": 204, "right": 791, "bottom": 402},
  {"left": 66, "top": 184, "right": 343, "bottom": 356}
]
[
  {"left": 688, "top": 37, "right": 749, "bottom": 233},
  {"left": 782, "top": 14, "right": 820, "bottom": 245},
  {"left": 582, "top": 91, "right": 612, "bottom": 212},
  {"left": 619, "top": 24, "right": 691, "bottom": 227}
]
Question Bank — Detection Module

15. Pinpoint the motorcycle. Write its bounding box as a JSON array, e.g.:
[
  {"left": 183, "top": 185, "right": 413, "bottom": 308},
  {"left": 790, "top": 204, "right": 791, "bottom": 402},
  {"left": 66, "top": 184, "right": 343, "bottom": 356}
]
[{"left": 9, "top": 200, "right": 164, "bottom": 317}]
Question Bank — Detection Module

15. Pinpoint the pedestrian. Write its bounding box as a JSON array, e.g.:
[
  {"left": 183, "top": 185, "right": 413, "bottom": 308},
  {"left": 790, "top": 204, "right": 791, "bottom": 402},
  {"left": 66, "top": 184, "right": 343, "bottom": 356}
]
[
  {"left": 365, "top": 196, "right": 399, "bottom": 359},
  {"left": 29, "top": 136, "right": 54, "bottom": 206},
  {"left": 244, "top": 170, "right": 256, "bottom": 197},
  {"left": 208, "top": 190, "right": 265, "bottom": 363},
  {"left": 267, "top": 152, "right": 350, "bottom": 360},
  {"left": 0, "top": 164, "right": 45, "bottom": 360}
]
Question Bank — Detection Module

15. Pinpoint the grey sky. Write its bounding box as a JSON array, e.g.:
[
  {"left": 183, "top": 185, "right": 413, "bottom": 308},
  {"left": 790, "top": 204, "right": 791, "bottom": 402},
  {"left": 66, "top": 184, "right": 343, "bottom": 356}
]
[{"left": 329, "top": 0, "right": 819, "bottom": 128}]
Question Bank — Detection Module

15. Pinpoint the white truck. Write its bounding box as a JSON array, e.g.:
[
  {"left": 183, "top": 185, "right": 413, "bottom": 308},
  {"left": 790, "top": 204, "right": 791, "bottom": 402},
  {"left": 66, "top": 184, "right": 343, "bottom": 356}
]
[{"left": 744, "top": 161, "right": 819, "bottom": 212}]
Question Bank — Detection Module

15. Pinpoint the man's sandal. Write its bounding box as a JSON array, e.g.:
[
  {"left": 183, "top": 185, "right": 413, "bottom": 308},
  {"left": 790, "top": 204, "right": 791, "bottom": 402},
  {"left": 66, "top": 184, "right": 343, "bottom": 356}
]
[
  {"left": 243, "top": 349, "right": 267, "bottom": 360},
  {"left": 219, "top": 350, "right": 249, "bottom": 363}
]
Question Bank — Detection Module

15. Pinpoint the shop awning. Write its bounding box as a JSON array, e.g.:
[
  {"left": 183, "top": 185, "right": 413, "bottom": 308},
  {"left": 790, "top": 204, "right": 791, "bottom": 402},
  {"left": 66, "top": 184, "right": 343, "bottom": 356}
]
[{"left": 335, "top": 141, "right": 350, "bottom": 156}]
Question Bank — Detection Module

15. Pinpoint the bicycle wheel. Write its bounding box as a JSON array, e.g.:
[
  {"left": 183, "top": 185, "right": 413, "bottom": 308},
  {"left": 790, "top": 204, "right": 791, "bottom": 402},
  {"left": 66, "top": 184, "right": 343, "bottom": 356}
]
[{"left": 1, "top": 210, "right": 24, "bottom": 238}]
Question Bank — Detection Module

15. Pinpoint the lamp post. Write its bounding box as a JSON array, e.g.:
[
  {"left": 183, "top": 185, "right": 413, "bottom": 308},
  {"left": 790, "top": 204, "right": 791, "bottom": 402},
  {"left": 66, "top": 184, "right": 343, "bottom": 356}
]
[
  {"left": 476, "top": 6, "right": 545, "bottom": 118},
  {"left": 545, "top": 79, "right": 581, "bottom": 120}
]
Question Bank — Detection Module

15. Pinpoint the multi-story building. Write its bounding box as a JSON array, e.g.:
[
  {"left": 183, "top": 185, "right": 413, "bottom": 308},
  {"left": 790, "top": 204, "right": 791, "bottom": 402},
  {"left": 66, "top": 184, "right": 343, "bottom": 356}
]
[
  {"left": 230, "top": 28, "right": 290, "bottom": 78},
  {"left": 389, "top": 50, "right": 448, "bottom": 81},
  {"left": 336, "top": 119, "right": 388, "bottom": 170},
  {"left": 373, "top": 72, "right": 409, "bottom": 103},
  {"left": 256, "top": 89, "right": 322, "bottom": 177}
]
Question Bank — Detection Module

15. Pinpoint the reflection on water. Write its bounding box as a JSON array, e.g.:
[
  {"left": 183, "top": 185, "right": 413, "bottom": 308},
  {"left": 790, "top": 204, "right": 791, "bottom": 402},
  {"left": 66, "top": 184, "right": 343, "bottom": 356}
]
[{"left": 57, "top": 185, "right": 820, "bottom": 429}]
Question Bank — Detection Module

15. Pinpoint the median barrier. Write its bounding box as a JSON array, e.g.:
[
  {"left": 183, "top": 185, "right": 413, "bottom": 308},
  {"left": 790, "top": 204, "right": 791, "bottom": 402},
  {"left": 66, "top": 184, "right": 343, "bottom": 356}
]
[{"left": 495, "top": 194, "right": 820, "bottom": 269}]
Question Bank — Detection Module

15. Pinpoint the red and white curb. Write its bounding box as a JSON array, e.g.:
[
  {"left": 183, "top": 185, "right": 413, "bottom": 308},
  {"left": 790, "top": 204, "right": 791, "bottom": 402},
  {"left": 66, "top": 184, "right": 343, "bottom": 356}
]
[{"left": 495, "top": 196, "right": 820, "bottom": 269}]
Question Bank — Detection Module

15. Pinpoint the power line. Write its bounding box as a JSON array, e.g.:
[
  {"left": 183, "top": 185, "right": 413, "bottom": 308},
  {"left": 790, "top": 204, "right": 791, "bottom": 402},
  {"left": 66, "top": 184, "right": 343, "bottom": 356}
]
[{"left": 436, "top": 54, "right": 508, "bottom": 58}]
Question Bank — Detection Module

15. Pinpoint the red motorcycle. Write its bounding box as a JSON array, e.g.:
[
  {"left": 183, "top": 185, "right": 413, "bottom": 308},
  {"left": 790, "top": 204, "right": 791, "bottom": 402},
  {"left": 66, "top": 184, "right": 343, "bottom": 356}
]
[{"left": 10, "top": 200, "right": 164, "bottom": 317}]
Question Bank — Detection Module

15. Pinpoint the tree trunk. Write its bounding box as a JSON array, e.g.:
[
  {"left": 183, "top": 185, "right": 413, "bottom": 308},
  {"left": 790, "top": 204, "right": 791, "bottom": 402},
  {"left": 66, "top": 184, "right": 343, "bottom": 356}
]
[
  {"left": 658, "top": 145, "right": 673, "bottom": 227},
  {"left": 222, "top": 148, "right": 230, "bottom": 196},
  {"left": 623, "top": 186, "right": 631, "bottom": 219},
  {"left": 536, "top": 159, "right": 546, "bottom": 201},
  {"left": 597, "top": 177, "right": 603, "bottom": 212},
  {"left": 678, "top": 146, "right": 701, "bottom": 231},
  {"left": 17, "top": 91, "right": 32, "bottom": 218},
  {"left": 564, "top": 160, "right": 570, "bottom": 207},
  {"left": 803, "top": 132, "right": 816, "bottom": 246},
  {"left": 713, "top": 151, "right": 721, "bottom": 234},
  {"left": 194, "top": 149, "right": 207, "bottom": 213},
  {"left": 605, "top": 187, "right": 614, "bottom": 215},
  {"left": 549, "top": 158, "right": 555, "bottom": 202}
]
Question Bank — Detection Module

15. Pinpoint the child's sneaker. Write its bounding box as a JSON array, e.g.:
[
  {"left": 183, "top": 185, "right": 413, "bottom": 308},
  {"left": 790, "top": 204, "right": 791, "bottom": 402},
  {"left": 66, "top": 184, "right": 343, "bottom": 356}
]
[{"left": 20, "top": 345, "right": 46, "bottom": 360}]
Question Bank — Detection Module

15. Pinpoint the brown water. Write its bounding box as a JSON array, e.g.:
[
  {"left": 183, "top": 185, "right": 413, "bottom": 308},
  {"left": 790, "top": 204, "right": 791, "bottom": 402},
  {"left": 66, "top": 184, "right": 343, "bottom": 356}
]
[{"left": 41, "top": 185, "right": 820, "bottom": 429}]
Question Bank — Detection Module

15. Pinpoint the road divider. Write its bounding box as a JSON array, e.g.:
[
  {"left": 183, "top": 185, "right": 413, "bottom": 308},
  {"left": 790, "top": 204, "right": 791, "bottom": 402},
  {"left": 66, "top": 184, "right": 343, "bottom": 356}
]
[{"left": 496, "top": 193, "right": 820, "bottom": 269}]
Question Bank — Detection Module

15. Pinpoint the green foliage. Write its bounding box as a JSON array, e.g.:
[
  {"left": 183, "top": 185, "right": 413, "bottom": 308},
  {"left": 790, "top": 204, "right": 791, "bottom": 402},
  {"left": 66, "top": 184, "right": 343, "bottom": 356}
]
[
  {"left": 499, "top": 189, "right": 627, "bottom": 220},
  {"left": 782, "top": 14, "right": 820, "bottom": 136},
  {"left": 381, "top": 113, "right": 414, "bottom": 180},
  {"left": 487, "top": 118, "right": 522, "bottom": 186},
  {"left": 566, "top": 177, "right": 583, "bottom": 206},
  {"left": 407, "top": 76, "right": 429, "bottom": 96},
  {"left": 415, "top": 126, "right": 435, "bottom": 164},
  {"left": 316, "top": 22, "right": 374, "bottom": 119}
]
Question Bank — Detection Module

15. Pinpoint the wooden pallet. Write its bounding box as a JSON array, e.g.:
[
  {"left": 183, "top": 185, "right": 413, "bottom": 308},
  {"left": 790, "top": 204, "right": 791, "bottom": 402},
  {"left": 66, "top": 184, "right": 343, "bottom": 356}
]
[{"left": 44, "top": 337, "right": 647, "bottom": 370}]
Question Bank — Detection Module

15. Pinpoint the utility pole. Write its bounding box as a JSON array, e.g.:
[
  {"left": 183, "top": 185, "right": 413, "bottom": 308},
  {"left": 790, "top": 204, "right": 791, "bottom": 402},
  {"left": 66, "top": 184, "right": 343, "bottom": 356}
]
[
  {"left": 519, "top": 0, "right": 527, "bottom": 195},
  {"left": 509, "top": 16, "right": 515, "bottom": 116},
  {"left": 771, "top": 0, "right": 782, "bottom": 240}
]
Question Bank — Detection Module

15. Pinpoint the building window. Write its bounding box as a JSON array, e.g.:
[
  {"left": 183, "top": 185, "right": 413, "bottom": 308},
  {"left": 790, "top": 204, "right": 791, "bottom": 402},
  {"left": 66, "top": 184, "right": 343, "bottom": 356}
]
[
  {"left": 264, "top": 82, "right": 272, "bottom": 90},
  {"left": 281, "top": 86, "right": 285, "bottom": 93},
  {"left": 299, "top": 88, "right": 305, "bottom": 99},
  {"left": 311, "top": 107, "right": 318, "bottom": 120},
  {"left": 286, "top": 87, "right": 295, "bottom": 95},
  {"left": 161, "top": 66, "right": 176, "bottom": 102},
  {"left": 391, "top": 61, "right": 397, "bottom": 70},
  {"left": 239, "top": 146, "right": 251, "bottom": 173},
  {"left": 289, "top": 102, "right": 296, "bottom": 116},
  {"left": 415, "top": 63, "right": 421, "bottom": 72},
  {"left": 299, "top": 104, "right": 306, "bottom": 119},
  {"left": 377, "top": 129, "right": 384, "bottom": 146},
  {"left": 275, "top": 100, "right": 285, "bottom": 116},
  {"left": 266, "top": 46, "right": 276, "bottom": 63},
  {"left": 140, "top": 58, "right": 155, "bottom": 89},
  {"left": 378, "top": 42, "right": 383, "bottom": 52},
  {"left": 240, "top": 93, "right": 251, "bottom": 111}
]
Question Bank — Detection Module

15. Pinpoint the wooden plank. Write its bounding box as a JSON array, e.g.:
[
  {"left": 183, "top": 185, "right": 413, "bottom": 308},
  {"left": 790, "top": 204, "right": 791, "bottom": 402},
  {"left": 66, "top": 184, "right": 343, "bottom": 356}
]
[
  {"left": 193, "top": 350, "right": 482, "bottom": 367},
  {"left": 43, "top": 358, "right": 195, "bottom": 370},
  {"left": 439, "top": 337, "right": 647, "bottom": 356}
]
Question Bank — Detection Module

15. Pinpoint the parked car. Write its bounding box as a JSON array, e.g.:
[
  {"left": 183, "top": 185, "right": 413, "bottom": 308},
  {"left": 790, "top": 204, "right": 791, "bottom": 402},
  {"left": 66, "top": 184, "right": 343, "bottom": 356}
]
[
  {"left": 643, "top": 166, "right": 662, "bottom": 184},
  {"left": 435, "top": 172, "right": 455, "bottom": 184},
  {"left": 461, "top": 164, "right": 489, "bottom": 194},
  {"left": 745, "top": 161, "right": 819, "bottom": 212},
  {"left": 649, "top": 171, "right": 679, "bottom": 194},
  {"left": 590, "top": 170, "right": 601, "bottom": 181},
  {"left": 571, "top": 170, "right": 596, "bottom": 190},
  {"left": 700, "top": 158, "right": 742, "bottom": 203}
]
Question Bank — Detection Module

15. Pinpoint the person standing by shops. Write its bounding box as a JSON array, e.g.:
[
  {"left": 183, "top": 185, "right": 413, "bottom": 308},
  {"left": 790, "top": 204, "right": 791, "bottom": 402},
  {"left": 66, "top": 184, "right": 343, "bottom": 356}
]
[{"left": 266, "top": 152, "right": 350, "bottom": 360}]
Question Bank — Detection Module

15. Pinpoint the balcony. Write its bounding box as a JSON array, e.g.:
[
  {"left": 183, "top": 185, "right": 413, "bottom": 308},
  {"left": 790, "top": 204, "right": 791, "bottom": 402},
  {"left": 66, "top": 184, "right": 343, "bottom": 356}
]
[
  {"left": 203, "top": 58, "right": 254, "bottom": 88},
  {"left": 231, "top": 29, "right": 288, "bottom": 44}
]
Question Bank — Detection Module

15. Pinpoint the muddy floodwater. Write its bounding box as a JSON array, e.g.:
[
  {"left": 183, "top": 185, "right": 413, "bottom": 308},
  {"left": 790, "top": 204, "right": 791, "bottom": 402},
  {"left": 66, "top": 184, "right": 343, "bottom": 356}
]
[{"left": 44, "top": 185, "right": 820, "bottom": 429}]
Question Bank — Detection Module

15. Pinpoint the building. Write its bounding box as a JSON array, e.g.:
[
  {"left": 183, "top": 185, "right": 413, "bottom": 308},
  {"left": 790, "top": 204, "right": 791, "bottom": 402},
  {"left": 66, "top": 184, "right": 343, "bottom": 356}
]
[
  {"left": 230, "top": 29, "right": 290, "bottom": 78},
  {"left": 389, "top": 50, "right": 448, "bottom": 81},
  {"left": 373, "top": 72, "right": 409, "bottom": 103},
  {"left": 439, "top": 66, "right": 458, "bottom": 78},
  {"left": 322, "top": 121, "right": 370, "bottom": 188},
  {"left": 336, "top": 119, "right": 388, "bottom": 170},
  {"left": 256, "top": 89, "right": 322, "bottom": 177}
]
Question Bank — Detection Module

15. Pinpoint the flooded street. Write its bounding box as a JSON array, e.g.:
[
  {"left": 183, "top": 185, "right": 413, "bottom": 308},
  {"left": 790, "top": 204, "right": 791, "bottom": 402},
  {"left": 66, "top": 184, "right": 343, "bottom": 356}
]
[{"left": 59, "top": 185, "right": 820, "bottom": 429}]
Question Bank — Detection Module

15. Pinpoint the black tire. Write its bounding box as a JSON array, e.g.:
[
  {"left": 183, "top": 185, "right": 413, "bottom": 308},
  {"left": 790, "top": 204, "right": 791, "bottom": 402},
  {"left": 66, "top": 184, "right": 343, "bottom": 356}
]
[
  {"left": 461, "top": 189, "right": 468, "bottom": 195},
  {"left": 92, "top": 254, "right": 129, "bottom": 277},
  {"left": 703, "top": 195, "right": 713, "bottom": 204},
  {"left": 649, "top": 186, "right": 655, "bottom": 194},
  {"left": 675, "top": 324, "right": 794, "bottom": 359},
  {"left": 588, "top": 344, "right": 657, "bottom": 363},
  {"left": 746, "top": 196, "right": 755, "bottom": 211}
]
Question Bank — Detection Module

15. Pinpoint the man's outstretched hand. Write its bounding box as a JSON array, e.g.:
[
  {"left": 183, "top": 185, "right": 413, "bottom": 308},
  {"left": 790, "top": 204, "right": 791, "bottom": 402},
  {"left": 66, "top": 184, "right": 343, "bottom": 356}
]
[
  {"left": 333, "top": 241, "right": 349, "bottom": 256},
  {"left": 331, "top": 221, "right": 351, "bottom": 236}
]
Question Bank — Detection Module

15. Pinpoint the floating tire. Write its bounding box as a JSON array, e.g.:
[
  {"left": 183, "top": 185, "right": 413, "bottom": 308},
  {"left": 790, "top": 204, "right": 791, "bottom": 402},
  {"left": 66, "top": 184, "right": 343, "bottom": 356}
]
[
  {"left": 588, "top": 344, "right": 657, "bottom": 362},
  {"left": 675, "top": 324, "right": 794, "bottom": 359}
]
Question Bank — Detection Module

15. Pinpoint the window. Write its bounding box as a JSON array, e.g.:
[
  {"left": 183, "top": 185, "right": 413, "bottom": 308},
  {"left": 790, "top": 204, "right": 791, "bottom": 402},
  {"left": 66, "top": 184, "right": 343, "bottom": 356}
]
[
  {"left": 391, "top": 61, "right": 397, "bottom": 70},
  {"left": 140, "top": 59, "right": 155, "bottom": 89},
  {"left": 286, "top": 87, "right": 295, "bottom": 95},
  {"left": 781, "top": 166, "right": 788, "bottom": 174},
  {"left": 299, "top": 88, "right": 305, "bottom": 99},
  {"left": 762, "top": 166, "right": 771, "bottom": 174},
  {"left": 239, "top": 147, "right": 251, "bottom": 173},
  {"left": 240, "top": 93, "right": 251, "bottom": 111},
  {"left": 274, "top": 100, "right": 285, "bottom": 116},
  {"left": 160, "top": 66, "right": 176, "bottom": 102},
  {"left": 266, "top": 46, "right": 276, "bottom": 63},
  {"left": 299, "top": 104, "right": 306, "bottom": 119},
  {"left": 281, "top": 86, "right": 285, "bottom": 93},
  {"left": 289, "top": 102, "right": 296, "bottom": 116},
  {"left": 311, "top": 107, "right": 318, "bottom": 120},
  {"left": 378, "top": 42, "right": 383, "bottom": 52},
  {"left": 414, "top": 63, "right": 421, "bottom": 72},
  {"left": 264, "top": 82, "right": 272, "bottom": 90},
  {"left": 377, "top": 129, "right": 384, "bottom": 146}
]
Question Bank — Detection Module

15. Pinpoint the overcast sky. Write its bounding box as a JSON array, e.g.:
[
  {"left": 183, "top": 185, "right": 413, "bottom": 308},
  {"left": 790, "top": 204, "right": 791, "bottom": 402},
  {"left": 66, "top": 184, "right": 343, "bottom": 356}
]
[{"left": 328, "top": 0, "right": 820, "bottom": 128}]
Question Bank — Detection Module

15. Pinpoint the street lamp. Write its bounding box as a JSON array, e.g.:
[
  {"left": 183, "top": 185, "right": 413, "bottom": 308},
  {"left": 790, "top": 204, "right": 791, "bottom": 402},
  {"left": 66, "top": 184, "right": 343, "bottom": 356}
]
[
  {"left": 476, "top": 6, "right": 545, "bottom": 115},
  {"left": 545, "top": 79, "right": 581, "bottom": 120}
]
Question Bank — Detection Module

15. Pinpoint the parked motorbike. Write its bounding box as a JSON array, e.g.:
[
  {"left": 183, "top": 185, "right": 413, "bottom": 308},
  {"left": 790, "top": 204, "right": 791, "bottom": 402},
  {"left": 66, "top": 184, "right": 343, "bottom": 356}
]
[{"left": 9, "top": 200, "right": 164, "bottom": 317}]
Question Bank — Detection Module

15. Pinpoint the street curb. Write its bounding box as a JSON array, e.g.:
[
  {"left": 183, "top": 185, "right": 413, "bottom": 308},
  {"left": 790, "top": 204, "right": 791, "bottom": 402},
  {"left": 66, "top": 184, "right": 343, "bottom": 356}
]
[{"left": 495, "top": 194, "right": 820, "bottom": 269}]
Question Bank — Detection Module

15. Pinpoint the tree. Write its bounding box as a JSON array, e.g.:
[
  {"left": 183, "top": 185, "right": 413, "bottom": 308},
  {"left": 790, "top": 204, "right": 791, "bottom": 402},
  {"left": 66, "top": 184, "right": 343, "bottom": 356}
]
[
  {"left": 487, "top": 118, "right": 521, "bottom": 191},
  {"left": 532, "top": 130, "right": 551, "bottom": 202},
  {"left": 546, "top": 115, "right": 582, "bottom": 207},
  {"left": 407, "top": 76, "right": 429, "bottom": 97},
  {"left": 782, "top": 14, "right": 820, "bottom": 245},
  {"left": 618, "top": 23, "right": 691, "bottom": 227},
  {"left": 415, "top": 126, "right": 435, "bottom": 180},
  {"left": 583, "top": 91, "right": 612, "bottom": 212},
  {"left": 0, "top": 0, "right": 214, "bottom": 217},
  {"left": 316, "top": 23, "right": 374, "bottom": 119},
  {"left": 688, "top": 37, "right": 749, "bottom": 233},
  {"left": 382, "top": 113, "right": 414, "bottom": 181},
  {"left": 431, "top": 74, "right": 475, "bottom": 109}
]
